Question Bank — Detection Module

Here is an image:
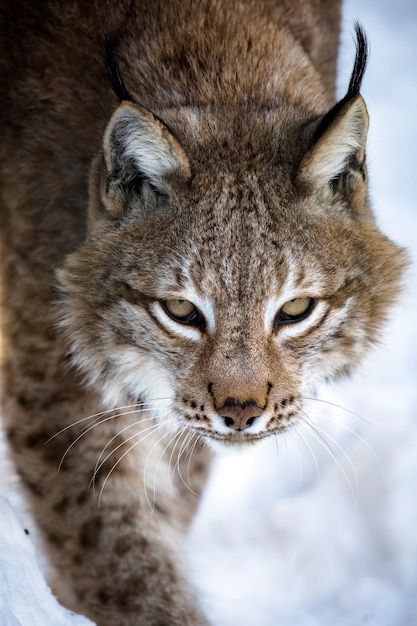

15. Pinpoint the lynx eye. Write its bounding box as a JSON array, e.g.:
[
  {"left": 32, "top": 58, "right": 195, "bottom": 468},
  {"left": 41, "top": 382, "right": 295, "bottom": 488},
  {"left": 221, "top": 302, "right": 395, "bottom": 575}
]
[
  {"left": 161, "top": 299, "right": 205, "bottom": 328},
  {"left": 276, "top": 297, "right": 316, "bottom": 326}
]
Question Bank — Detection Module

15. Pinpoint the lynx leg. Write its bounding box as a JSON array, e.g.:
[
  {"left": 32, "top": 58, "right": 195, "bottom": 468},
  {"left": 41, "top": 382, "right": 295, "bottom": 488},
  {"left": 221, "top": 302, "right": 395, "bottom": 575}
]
[
  {"left": 0, "top": 179, "right": 210, "bottom": 626},
  {"left": 1, "top": 312, "right": 210, "bottom": 625},
  {"left": 5, "top": 400, "right": 209, "bottom": 624}
]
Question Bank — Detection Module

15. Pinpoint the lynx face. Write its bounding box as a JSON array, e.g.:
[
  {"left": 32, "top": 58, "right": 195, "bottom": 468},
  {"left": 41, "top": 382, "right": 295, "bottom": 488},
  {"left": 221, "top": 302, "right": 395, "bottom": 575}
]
[{"left": 59, "top": 42, "right": 407, "bottom": 448}]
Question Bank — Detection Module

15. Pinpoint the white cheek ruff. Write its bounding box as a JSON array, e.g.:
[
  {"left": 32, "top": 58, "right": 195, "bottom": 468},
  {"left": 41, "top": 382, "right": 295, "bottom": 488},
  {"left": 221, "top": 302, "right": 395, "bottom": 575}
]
[
  {"left": 150, "top": 302, "right": 202, "bottom": 342},
  {"left": 104, "top": 347, "right": 176, "bottom": 419}
]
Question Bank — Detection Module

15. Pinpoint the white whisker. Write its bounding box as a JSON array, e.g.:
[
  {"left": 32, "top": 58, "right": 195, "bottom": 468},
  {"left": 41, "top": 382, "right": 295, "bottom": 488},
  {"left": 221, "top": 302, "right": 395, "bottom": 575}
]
[
  {"left": 186, "top": 434, "right": 200, "bottom": 490},
  {"left": 91, "top": 420, "right": 152, "bottom": 490},
  {"left": 175, "top": 431, "right": 198, "bottom": 497},
  {"left": 167, "top": 427, "right": 188, "bottom": 494},
  {"left": 318, "top": 412, "right": 385, "bottom": 479},
  {"left": 300, "top": 415, "right": 357, "bottom": 505},
  {"left": 150, "top": 419, "right": 183, "bottom": 512},
  {"left": 90, "top": 418, "right": 164, "bottom": 491},
  {"left": 98, "top": 419, "right": 172, "bottom": 507},
  {"left": 57, "top": 408, "right": 160, "bottom": 473},
  {"left": 45, "top": 398, "right": 171, "bottom": 444},
  {"left": 295, "top": 424, "right": 321, "bottom": 487},
  {"left": 94, "top": 419, "right": 175, "bottom": 491},
  {"left": 142, "top": 417, "right": 175, "bottom": 512},
  {"left": 302, "top": 409, "right": 359, "bottom": 493},
  {"left": 301, "top": 396, "right": 404, "bottom": 440},
  {"left": 143, "top": 417, "right": 180, "bottom": 512}
]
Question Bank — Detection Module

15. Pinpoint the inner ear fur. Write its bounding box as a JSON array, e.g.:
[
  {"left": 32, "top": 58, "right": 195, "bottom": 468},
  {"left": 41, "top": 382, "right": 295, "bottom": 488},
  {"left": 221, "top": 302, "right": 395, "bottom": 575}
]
[
  {"left": 298, "top": 94, "right": 369, "bottom": 190},
  {"left": 99, "top": 101, "right": 190, "bottom": 218},
  {"left": 298, "top": 22, "right": 370, "bottom": 196}
]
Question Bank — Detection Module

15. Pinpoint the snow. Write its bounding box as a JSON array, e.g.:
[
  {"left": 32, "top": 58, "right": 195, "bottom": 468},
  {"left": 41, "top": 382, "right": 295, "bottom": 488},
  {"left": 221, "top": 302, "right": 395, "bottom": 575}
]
[
  {"left": 0, "top": 494, "right": 93, "bottom": 626},
  {"left": 0, "top": 0, "right": 416, "bottom": 625}
]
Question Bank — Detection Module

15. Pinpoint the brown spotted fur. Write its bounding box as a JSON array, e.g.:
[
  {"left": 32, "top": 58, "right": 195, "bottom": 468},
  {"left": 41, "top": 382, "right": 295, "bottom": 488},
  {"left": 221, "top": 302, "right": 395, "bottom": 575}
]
[{"left": 0, "top": 1, "right": 407, "bottom": 625}]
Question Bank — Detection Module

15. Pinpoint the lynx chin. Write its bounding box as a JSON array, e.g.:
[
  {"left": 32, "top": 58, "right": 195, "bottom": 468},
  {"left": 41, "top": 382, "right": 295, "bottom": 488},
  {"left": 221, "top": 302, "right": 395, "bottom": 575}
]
[{"left": 0, "top": 1, "right": 407, "bottom": 625}]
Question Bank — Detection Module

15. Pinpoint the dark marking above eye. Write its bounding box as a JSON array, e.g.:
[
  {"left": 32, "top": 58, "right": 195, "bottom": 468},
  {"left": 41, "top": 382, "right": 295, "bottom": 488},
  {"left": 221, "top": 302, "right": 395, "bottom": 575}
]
[
  {"left": 174, "top": 267, "right": 186, "bottom": 288},
  {"left": 296, "top": 267, "right": 306, "bottom": 285}
]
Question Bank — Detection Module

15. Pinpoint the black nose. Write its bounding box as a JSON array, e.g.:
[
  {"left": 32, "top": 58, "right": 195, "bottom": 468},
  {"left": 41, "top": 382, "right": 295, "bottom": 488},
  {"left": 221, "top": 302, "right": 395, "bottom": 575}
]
[{"left": 218, "top": 399, "right": 263, "bottom": 431}]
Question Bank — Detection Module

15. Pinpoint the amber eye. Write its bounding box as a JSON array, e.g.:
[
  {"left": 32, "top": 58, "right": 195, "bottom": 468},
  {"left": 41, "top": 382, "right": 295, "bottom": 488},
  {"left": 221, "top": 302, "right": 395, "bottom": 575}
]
[
  {"left": 161, "top": 299, "right": 205, "bottom": 328},
  {"left": 275, "top": 297, "right": 316, "bottom": 326}
]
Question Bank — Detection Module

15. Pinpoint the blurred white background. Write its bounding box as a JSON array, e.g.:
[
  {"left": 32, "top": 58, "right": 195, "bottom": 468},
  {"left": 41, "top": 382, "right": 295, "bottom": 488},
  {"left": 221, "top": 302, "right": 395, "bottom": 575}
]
[
  {"left": 188, "top": 1, "right": 417, "bottom": 625},
  {"left": 1, "top": 1, "right": 416, "bottom": 625}
]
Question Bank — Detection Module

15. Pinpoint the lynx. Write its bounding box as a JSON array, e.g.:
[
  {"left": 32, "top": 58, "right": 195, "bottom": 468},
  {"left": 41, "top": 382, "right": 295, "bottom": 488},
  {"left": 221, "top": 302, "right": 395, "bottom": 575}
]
[{"left": 0, "top": 1, "right": 407, "bottom": 624}]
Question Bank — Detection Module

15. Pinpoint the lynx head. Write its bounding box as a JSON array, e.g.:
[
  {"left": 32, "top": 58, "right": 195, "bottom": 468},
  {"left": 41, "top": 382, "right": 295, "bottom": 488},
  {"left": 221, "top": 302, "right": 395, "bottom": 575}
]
[{"left": 59, "top": 26, "right": 407, "bottom": 447}]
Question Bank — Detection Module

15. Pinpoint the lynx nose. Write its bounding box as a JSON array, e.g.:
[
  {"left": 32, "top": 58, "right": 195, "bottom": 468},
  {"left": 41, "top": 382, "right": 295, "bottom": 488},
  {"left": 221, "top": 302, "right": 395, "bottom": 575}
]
[{"left": 219, "top": 400, "right": 263, "bottom": 431}]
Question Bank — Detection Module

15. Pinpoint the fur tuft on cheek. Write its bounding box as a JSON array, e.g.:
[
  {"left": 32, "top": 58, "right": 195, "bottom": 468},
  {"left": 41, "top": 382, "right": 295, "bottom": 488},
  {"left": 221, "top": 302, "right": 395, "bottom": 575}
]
[
  {"left": 103, "top": 347, "right": 175, "bottom": 416},
  {"left": 56, "top": 276, "right": 176, "bottom": 418}
]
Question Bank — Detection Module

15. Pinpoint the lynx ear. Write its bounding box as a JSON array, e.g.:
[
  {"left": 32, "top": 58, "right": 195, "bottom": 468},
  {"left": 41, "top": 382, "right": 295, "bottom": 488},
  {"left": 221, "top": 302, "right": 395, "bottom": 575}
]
[
  {"left": 299, "top": 95, "right": 369, "bottom": 187},
  {"left": 100, "top": 102, "right": 190, "bottom": 217},
  {"left": 298, "top": 23, "right": 369, "bottom": 191}
]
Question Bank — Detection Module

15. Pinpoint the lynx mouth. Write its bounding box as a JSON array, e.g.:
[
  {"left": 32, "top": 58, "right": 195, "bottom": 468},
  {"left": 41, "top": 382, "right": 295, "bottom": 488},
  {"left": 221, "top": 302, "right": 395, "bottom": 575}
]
[{"left": 187, "top": 424, "right": 290, "bottom": 445}]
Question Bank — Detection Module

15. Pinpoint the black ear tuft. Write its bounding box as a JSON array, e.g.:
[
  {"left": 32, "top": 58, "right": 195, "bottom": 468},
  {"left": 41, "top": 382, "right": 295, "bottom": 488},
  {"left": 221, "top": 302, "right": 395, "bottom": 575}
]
[
  {"left": 104, "top": 34, "right": 134, "bottom": 102},
  {"left": 311, "top": 23, "right": 368, "bottom": 142},
  {"left": 347, "top": 22, "right": 369, "bottom": 99}
]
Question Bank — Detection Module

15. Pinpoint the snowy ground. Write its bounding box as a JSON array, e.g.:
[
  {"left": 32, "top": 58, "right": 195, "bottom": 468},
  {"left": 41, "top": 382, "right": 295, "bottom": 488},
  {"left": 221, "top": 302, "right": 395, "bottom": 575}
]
[
  {"left": 0, "top": 0, "right": 416, "bottom": 624},
  {"left": 0, "top": 494, "right": 93, "bottom": 626}
]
